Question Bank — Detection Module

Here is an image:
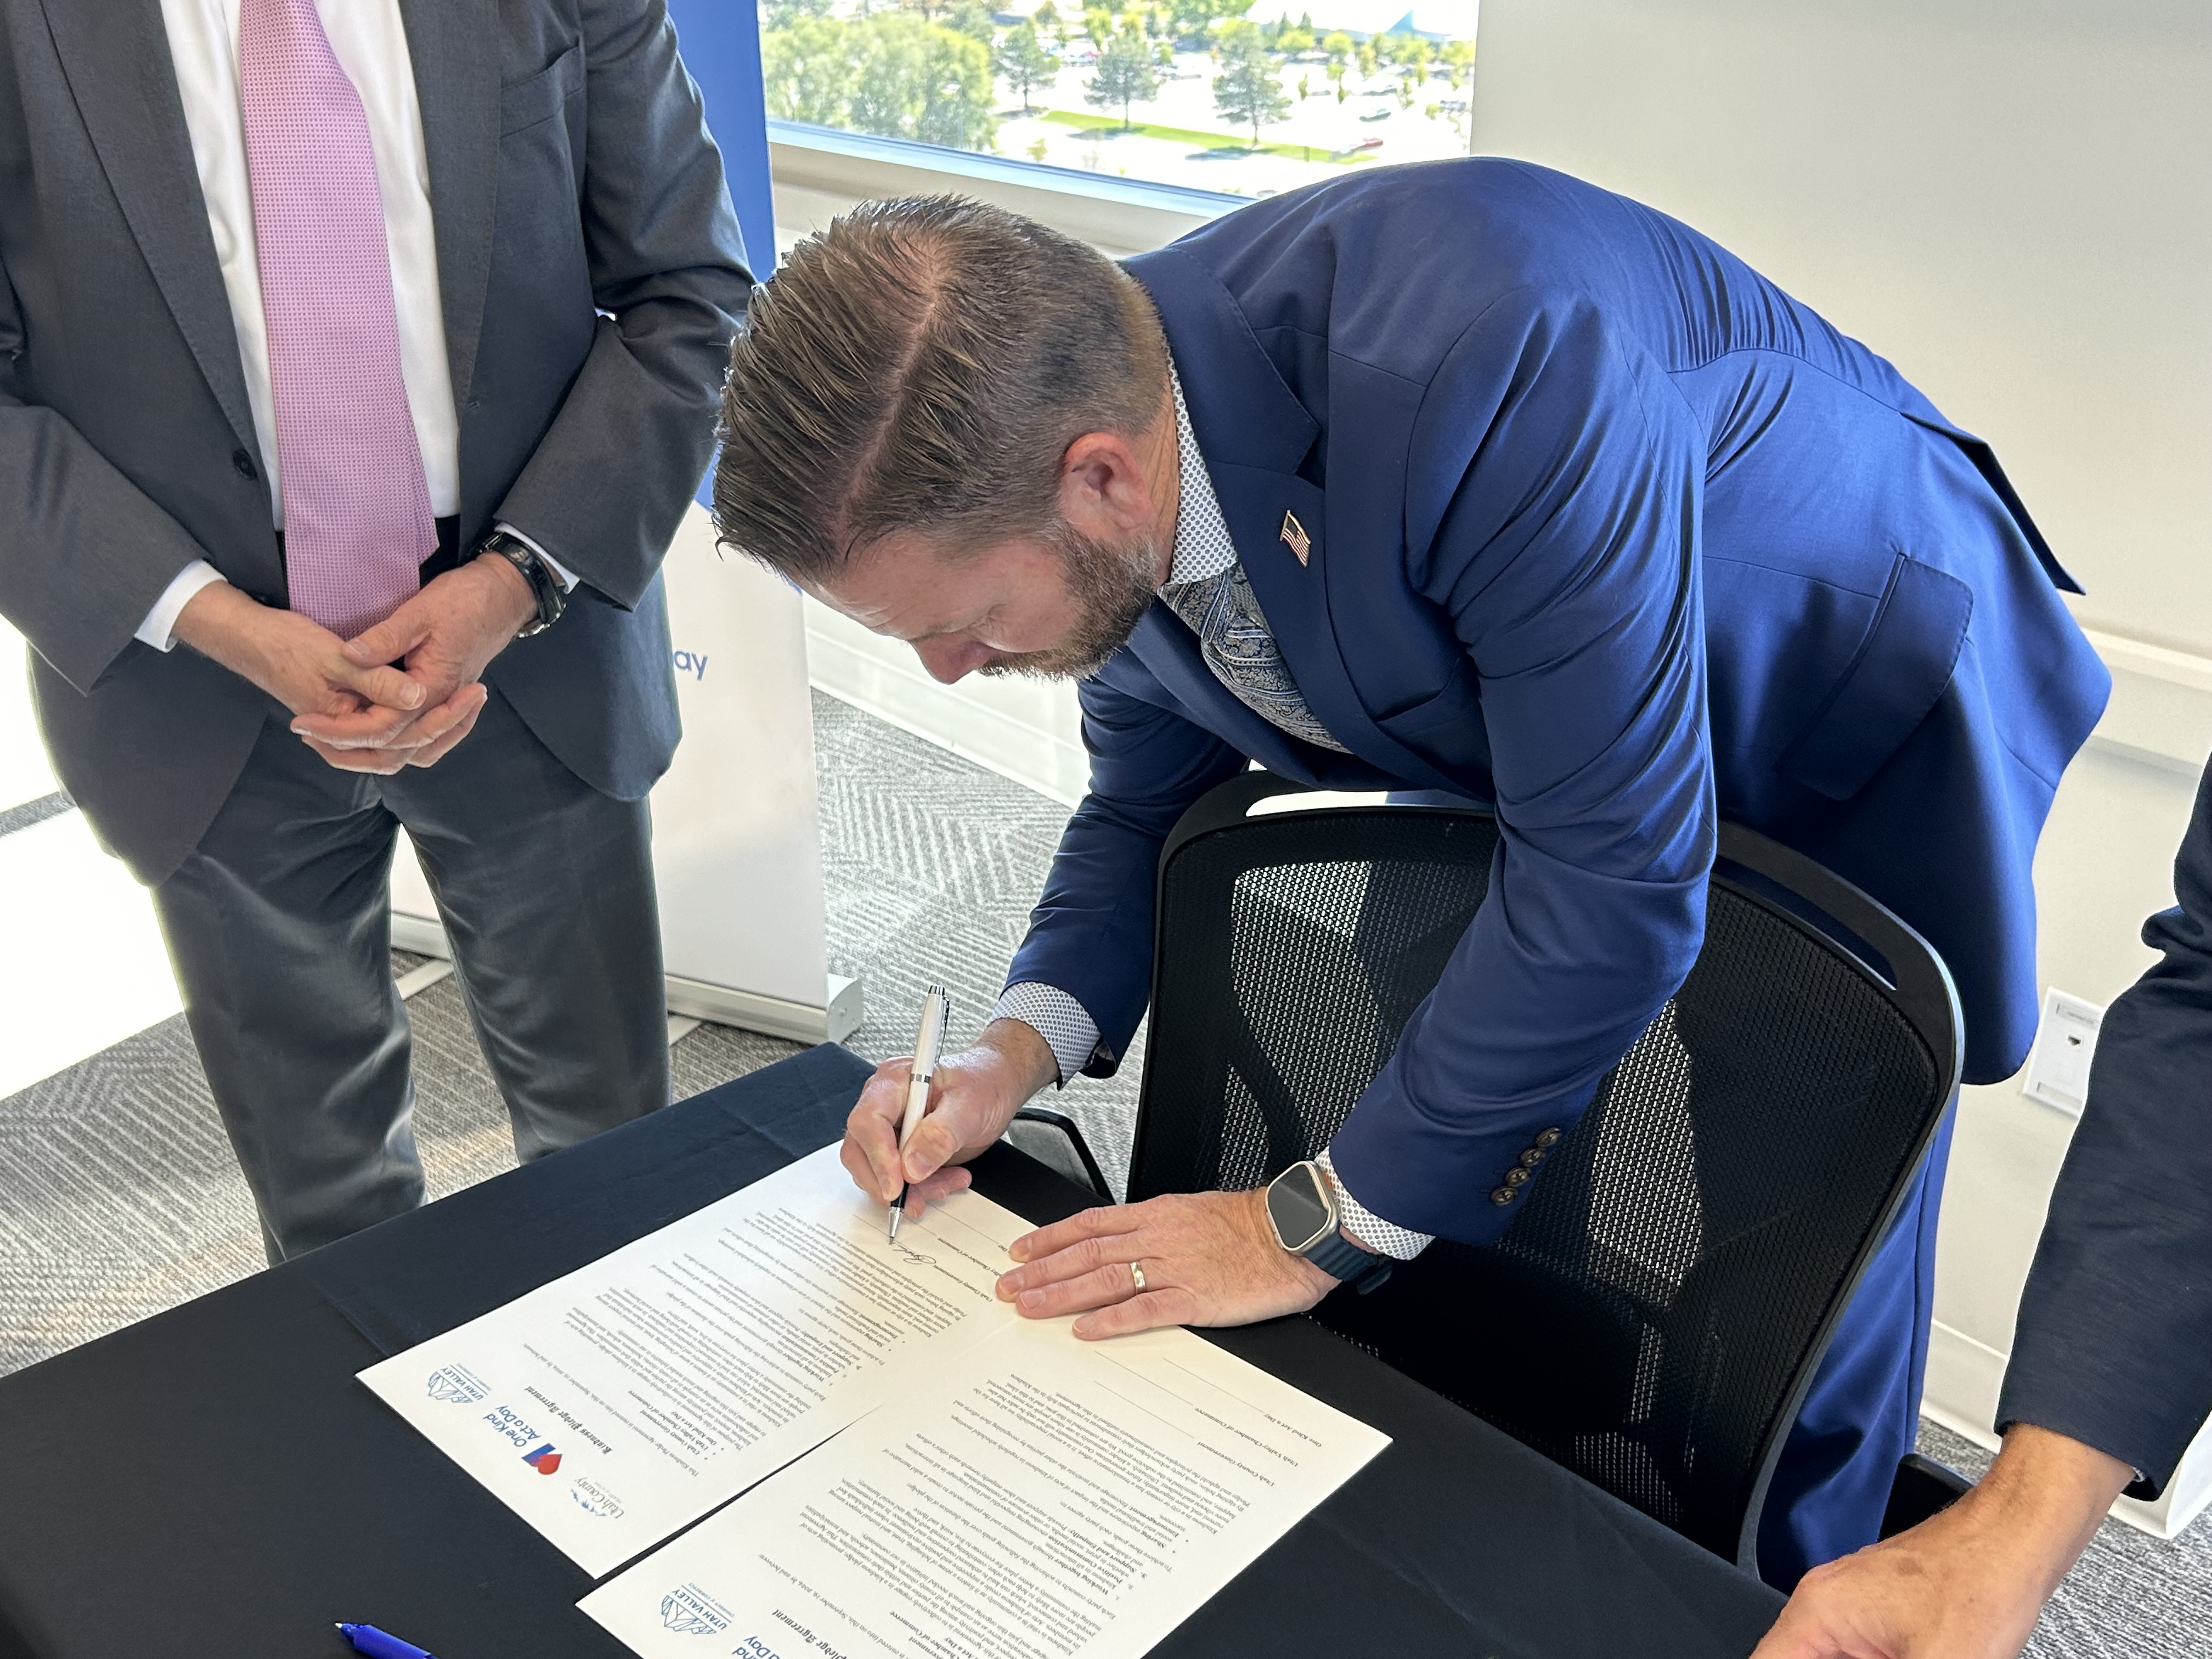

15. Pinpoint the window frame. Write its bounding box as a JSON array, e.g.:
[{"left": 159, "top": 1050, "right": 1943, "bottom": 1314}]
[{"left": 768, "top": 118, "right": 1243, "bottom": 257}]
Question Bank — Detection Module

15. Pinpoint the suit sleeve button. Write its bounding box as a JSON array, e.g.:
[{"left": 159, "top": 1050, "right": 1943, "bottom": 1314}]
[
  {"left": 1534, "top": 1128, "right": 1562, "bottom": 1149},
  {"left": 1504, "top": 1166, "right": 1530, "bottom": 1187},
  {"left": 232, "top": 448, "right": 259, "bottom": 481},
  {"left": 1520, "top": 1148, "right": 1544, "bottom": 1168},
  {"left": 1491, "top": 1186, "right": 1516, "bottom": 1205}
]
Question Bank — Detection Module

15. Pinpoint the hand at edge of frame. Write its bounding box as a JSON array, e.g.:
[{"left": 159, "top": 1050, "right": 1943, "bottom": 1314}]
[{"left": 1749, "top": 1424, "right": 2132, "bottom": 1659}]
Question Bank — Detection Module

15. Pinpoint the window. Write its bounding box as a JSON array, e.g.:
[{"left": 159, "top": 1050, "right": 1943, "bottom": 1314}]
[{"left": 757, "top": 0, "right": 1479, "bottom": 201}]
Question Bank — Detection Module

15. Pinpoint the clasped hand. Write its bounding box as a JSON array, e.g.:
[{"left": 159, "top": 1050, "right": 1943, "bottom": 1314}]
[
  {"left": 840, "top": 1021, "right": 1339, "bottom": 1341},
  {"left": 177, "top": 556, "right": 538, "bottom": 775}
]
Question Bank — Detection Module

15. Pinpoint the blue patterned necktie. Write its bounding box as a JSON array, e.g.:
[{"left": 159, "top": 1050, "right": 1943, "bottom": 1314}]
[{"left": 1159, "top": 562, "right": 1349, "bottom": 753}]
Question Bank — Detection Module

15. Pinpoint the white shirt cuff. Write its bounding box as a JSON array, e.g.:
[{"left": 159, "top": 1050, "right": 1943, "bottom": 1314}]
[
  {"left": 1318, "top": 1146, "right": 1434, "bottom": 1261},
  {"left": 991, "top": 981, "right": 1101, "bottom": 1087},
  {"left": 136, "top": 561, "right": 228, "bottom": 652},
  {"left": 494, "top": 522, "right": 578, "bottom": 591}
]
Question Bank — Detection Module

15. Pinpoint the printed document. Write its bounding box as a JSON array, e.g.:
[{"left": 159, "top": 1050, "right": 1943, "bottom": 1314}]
[
  {"left": 359, "top": 1145, "right": 1028, "bottom": 1575},
  {"left": 579, "top": 1316, "right": 1390, "bottom": 1659}
]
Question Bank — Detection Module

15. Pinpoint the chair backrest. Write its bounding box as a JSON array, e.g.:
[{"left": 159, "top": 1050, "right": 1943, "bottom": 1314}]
[{"left": 1127, "top": 772, "right": 1961, "bottom": 1567}]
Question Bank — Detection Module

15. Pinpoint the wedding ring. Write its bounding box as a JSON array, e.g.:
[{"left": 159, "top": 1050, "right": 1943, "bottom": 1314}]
[{"left": 1129, "top": 1261, "right": 1147, "bottom": 1293}]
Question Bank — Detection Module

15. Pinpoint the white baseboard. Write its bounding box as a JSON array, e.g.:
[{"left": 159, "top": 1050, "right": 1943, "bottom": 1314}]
[
  {"left": 390, "top": 912, "right": 862, "bottom": 1046},
  {"left": 804, "top": 603, "right": 1088, "bottom": 805},
  {"left": 2082, "top": 626, "right": 2212, "bottom": 776},
  {"left": 665, "top": 972, "right": 864, "bottom": 1046},
  {"left": 390, "top": 910, "right": 452, "bottom": 961},
  {"left": 2137, "top": 1420, "right": 2212, "bottom": 1542},
  {"left": 1924, "top": 1320, "right": 2008, "bottom": 1448}
]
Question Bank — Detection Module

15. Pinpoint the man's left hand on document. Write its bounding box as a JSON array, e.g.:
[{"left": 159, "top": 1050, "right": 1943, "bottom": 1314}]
[{"left": 996, "top": 1189, "right": 1339, "bottom": 1340}]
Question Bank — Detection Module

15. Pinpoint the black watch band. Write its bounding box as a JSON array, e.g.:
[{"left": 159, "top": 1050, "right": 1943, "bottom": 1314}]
[
  {"left": 1265, "top": 1160, "right": 1393, "bottom": 1295},
  {"left": 477, "top": 530, "right": 565, "bottom": 637},
  {"left": 1302, "top": 1225, "right": 1392, "bottom": 1292}
]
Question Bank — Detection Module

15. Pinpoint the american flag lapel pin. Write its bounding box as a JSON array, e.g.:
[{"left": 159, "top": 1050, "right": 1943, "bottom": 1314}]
[{"left": 1279, "top": 510, "right": 1311, "bottom": 567}]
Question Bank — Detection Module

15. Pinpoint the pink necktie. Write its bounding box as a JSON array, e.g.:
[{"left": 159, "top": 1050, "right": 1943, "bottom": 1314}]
[{"left": 239, "top": 0, "right": 435, "bottom": 640}]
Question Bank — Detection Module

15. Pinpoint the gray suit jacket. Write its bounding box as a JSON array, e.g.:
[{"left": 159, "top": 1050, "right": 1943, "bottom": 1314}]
[
  {"left": 1997, "top": 756, "right": 2212, "bottom": 1498},
  {"left": 0, "top": 0, "right": 751, "bottom": 883}
]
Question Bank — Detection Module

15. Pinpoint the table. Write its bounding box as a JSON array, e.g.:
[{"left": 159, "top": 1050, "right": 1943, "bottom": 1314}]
[{"left": 0, "top": 1045, "right": 1783, "bottom": 1658}]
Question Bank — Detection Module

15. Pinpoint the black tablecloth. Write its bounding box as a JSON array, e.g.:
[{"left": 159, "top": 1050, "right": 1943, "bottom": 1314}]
[{"left": 0, "top": 1045, "right": 1782, "bottom": 1658}]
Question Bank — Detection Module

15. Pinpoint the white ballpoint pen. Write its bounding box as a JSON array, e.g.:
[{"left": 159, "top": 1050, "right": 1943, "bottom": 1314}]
[{"left": 888, "top": 985, "right": 952, "bottom": 1240}]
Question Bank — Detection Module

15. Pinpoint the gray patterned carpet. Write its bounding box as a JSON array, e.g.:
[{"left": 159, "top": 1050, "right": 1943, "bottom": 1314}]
[
  {"left": 0, "top": 692, "right": 2203, "bottom": 1650},
  {"left": 812, "top": 691, "right": 1144, "bottom": 1193},
  {"left": 0, "top": 692, "right": 1139, "bottom": 1379}
]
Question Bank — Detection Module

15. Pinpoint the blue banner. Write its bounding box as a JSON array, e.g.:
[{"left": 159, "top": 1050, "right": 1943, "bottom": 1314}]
[{"left": 665, "top": 0, "right": 776, "bottom": 281}]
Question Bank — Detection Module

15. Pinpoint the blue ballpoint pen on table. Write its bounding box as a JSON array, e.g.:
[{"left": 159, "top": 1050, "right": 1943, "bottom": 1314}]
[{"left": 337, "top": 1623, "right": 438, "bottom": 1659}]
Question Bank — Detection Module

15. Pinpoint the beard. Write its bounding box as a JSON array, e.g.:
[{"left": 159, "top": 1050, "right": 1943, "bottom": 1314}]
[{"left": 977, "top": 525, "right": 1161, "bottom": 682}]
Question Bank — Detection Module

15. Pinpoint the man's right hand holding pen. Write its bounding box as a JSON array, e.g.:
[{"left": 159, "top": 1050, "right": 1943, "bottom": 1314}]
[
  {"left": 842, "top": 1017, "right": 1060, "bottom": 1224},
  {"left": 842, "top": 1015, "right": 1350, "bottom": 1342}
]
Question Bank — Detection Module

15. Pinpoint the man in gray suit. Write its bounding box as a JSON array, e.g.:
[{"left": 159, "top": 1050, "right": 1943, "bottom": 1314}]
[{"left": 0, "top": 0, "right": 749, "bottom": 1259}]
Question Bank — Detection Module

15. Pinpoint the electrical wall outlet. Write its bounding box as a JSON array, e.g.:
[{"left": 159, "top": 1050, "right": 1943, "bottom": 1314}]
[{"left": 2021, "top": 988, "right": 2106, "bottom": 1116}]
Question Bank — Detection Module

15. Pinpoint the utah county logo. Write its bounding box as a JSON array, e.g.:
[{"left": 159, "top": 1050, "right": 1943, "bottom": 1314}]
[
  {"left": 659, "top": 1583, "right": 731, "bottom": 1636},
  {"left": 570, "top": 1477, "right": 625, "bottom": 1520},
  {"left": 425, "top": 1363, "right": 488, "bottom": 1406},
  {"left": 522, "top": 1442, "right": 563, "bottom": 1476}
]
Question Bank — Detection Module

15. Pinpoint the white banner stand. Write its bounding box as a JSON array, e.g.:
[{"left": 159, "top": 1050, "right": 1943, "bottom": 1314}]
[{"left": 391, "top": 503, "right": 861, "bottom": 1045}]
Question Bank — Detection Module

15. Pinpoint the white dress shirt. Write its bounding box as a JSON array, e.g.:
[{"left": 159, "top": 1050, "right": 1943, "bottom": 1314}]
[
  {"left": 992, "top": 364, "right": 1435, "bottom": 1260},
  {"left": 140, "top": 0, "right": 568, "bottom": 651}
]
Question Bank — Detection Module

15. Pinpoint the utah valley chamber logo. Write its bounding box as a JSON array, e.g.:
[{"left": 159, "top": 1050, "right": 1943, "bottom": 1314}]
[
  {"left": 425, "top": 1363, "right": 488, "bottom": 1406},
  {"left": 659, "top": 1583, "right": 731, "bottom": 1636}
]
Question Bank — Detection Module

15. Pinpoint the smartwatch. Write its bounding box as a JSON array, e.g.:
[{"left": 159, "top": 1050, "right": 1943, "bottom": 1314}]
[
  {"left": 477, "top": 529, "right": 565, "bottom": 637},
  {"left": 1265, "top": 1161, "right": 1393, "bottom": 1295}
]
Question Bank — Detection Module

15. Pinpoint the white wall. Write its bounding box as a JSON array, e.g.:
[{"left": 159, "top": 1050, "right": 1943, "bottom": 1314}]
[
  {"left": 1467, "top": 0, "right": 2212, "bottom": 1532},
  {"left": 1468, "top": 0, "right": 2212, "bottom": 656}
]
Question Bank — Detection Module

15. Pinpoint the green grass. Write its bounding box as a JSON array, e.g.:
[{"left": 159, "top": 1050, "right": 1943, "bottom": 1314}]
[{"left": 1039, "top": 108, "right": 1373, "bottom": 164}]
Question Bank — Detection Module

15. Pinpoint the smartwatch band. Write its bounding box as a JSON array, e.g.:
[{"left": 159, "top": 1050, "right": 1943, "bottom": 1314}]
[
  {"left": 478, "top": 531, "right": 564, "bottom": 636},
  {"left": 1304, "top": 1224, "right": 1393, "bottom": 1293}
]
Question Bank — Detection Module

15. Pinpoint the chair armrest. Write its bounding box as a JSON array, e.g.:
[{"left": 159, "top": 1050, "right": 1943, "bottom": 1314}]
[{"left": 1005, "top": 1105, "right": 1111, "bottom": 1201}]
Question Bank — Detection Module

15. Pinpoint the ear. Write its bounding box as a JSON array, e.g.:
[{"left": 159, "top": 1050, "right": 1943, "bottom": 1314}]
[{"left": 1058, "top": 430, "right": 1155, "bottom": 540}]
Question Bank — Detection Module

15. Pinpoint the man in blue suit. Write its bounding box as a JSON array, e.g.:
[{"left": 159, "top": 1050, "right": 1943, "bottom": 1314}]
[{"left": 712, "top": 162, "right": 2108, "bottom": 1585}]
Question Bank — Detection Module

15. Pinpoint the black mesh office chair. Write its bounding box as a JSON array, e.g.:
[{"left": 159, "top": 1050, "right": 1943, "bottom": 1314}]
[{"left": 1122, "top": 771, "right": 1965, "bottom": 1568}]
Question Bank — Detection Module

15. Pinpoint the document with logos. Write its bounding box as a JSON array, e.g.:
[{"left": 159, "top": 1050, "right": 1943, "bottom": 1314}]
[
  {"left": 579, "top": 1316, "right": 1390, "bottom": 1659},
  {"left": 359, "top": 1144, "right": 1029, "bottom": 1576}
]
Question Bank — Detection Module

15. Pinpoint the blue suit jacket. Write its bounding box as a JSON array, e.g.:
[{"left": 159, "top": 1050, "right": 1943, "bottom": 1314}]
[
  {"left": 1998, "top": 758, "right": 2212, "bottom": 1496},
  {"left": 1005, "top": 160, "right": 2108, "bottom": 1243}
]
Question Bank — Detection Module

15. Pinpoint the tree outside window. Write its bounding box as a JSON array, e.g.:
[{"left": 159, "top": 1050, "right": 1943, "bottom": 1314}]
[
  {"left": 755, "top": 0, "right": 1477, "bottom": 188},
  {"left": 762, "top": 10, "right": 997, "bottom": 152},
  {"left": 1322, "top": 30, "right": 1352, "bottom": 102},
  {"left": 1212, "top": 26, "right": 1290, "bottom": 150},
  {"left": 1086, "top": 24, "right": 1161, "bottom": 130},
  {"left": 996, "top": 20, "right": 1059, "bottom": 114}
]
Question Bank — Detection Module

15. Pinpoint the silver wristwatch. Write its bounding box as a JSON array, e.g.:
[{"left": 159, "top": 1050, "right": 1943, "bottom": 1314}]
[{"left": 1264, "top": 1161, "right": 1393, "bottom": 1294}]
